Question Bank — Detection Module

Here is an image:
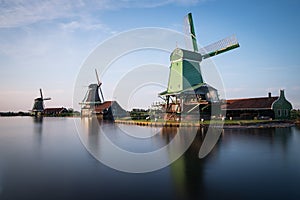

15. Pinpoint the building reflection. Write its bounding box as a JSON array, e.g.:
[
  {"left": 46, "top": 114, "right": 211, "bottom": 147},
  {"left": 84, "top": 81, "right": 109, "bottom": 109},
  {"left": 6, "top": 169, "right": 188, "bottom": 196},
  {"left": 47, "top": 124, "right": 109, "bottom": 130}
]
[
  {"left": 161, "top": 126, "right": 178, "bottom": 144},
  {"left": 222, "top": 127, "right": 292, "bottom": 155},
  {"left": 81, "top": 117, "right": 102, "bottom": 154},
  {"left": 273, "top": 127, "right": 292, "bottom": 155}
]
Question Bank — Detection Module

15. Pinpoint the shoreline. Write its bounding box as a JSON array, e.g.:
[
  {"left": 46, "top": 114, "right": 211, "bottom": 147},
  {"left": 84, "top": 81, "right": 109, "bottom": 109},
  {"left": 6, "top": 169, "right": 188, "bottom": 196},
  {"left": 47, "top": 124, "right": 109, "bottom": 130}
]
[
  {"left": 0, "top": 114, "right": 297, "bottom": 129},
  {"left": 115, "top": 119, "right": 295, "bottom": 129}
]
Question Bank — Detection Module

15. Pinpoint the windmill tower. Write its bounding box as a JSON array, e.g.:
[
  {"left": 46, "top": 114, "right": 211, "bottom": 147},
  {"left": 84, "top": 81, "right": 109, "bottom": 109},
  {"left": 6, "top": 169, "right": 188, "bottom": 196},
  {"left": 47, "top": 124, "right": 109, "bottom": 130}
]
[
  {"left": 80, "top": 69, "right": 105, "bottom": 117},
  {"left": 159, "top": 13, "right": 239, "bottom": 120},
  {"left": 32, "top": 88, "right": 51, "bottom": 116}
]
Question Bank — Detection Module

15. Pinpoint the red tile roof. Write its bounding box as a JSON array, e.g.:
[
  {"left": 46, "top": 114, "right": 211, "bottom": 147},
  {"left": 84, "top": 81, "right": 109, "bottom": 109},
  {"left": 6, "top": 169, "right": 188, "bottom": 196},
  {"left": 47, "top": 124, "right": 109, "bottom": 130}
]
[
  {"left": 94, "top": 101, "right": 113, "bottom": 112},
  {"left": 223, "top": 97, "right": 278, "bottom": 110},
  {"left": 44, "top": 107, "right": 67, "bottom": 113}
]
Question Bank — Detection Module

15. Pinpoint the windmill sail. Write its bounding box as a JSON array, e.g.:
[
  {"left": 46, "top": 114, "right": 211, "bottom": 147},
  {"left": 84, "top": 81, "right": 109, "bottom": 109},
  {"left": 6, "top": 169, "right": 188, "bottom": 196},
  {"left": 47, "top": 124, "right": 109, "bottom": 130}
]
[
  {"left": 199, "top": 35, "right": 239, "bottom": 59},
  {"left": 184, "top": 13, "right": 198, "bottom": 52},
  {"left": 40, "top": 89, "right": 43, "bottom": 99},
  {"left": 95, "top": 69, "right": 105, "bottom": 102}
]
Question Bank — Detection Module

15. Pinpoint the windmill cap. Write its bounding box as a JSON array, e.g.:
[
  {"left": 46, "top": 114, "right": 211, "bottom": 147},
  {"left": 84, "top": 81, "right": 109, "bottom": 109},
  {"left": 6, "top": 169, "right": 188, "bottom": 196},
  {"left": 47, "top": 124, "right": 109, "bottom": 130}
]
[{"left": 170, "top": 48, "right": 202, "bottom": 62}]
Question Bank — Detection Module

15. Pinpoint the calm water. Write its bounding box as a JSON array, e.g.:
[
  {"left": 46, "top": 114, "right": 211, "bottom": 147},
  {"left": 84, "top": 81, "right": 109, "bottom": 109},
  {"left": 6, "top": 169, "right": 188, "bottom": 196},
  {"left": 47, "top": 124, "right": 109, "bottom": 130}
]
[{"left": 0, "top": 117, "right": 300, "bottom": 200}]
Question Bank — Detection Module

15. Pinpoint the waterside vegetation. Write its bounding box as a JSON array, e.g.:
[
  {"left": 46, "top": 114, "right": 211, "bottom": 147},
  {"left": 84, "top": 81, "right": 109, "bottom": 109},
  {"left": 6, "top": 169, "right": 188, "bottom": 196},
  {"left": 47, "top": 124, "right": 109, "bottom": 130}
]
[{"left": 0, "top": 109, "right": 80, "bottom": 117}]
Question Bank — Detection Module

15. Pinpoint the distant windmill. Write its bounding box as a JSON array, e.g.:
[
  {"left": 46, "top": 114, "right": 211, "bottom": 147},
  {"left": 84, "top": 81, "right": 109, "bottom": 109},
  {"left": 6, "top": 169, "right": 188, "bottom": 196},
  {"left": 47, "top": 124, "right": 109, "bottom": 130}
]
[
  {"left": 159, "top": 13, "right": 240, "bottom": 120},
  {"left": 80, "top": 69, "right": 105, "bottom": 116},
  {"left": 32, "top": 88, "right": 51, "bottom": 116}
]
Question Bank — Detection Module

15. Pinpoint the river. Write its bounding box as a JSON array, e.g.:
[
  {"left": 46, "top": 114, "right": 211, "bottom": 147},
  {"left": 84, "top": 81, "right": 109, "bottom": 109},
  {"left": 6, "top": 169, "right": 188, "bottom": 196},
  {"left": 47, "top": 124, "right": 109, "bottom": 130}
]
[{"left": 0, "top": 117, "right": 299, "bottom": 200}]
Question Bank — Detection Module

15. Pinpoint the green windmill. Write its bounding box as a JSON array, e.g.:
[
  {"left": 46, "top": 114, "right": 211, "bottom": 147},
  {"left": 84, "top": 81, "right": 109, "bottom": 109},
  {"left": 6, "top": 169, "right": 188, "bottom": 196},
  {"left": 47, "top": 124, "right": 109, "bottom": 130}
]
[{"left": 159, "top": 13, "right": 240, "bottom": 121}]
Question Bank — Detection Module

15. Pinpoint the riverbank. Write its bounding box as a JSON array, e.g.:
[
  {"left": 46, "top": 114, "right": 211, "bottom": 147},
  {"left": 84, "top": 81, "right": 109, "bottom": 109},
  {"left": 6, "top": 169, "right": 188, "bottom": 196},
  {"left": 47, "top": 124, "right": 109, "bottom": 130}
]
[
  {"left": 0, "top": 111, "right": 32, "bottom": 117},
  {"left": 115, "top": 119, "right": 295, "bottom": 128},
  {"left": 0, "top": 113, "right": 296, "bottom": 128},
  {"left": 0, "top": 111, "right": 80, "bottom": 117}
]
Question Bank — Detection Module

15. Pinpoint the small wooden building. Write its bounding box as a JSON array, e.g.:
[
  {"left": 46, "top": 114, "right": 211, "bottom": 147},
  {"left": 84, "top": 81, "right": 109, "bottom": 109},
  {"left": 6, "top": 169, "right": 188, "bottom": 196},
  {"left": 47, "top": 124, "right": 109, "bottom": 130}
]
[
  {"left": 94, "top": 101, "right": 128, "bottom": 120},
  {"left": 43, "top": 107, "right": 68, "bottom": 116},
  {"left": 272, "top": 90, "right": 293, "bottom": 119},
  {"left": 223, "top": 90, "right": 292, "bottom": 120}
]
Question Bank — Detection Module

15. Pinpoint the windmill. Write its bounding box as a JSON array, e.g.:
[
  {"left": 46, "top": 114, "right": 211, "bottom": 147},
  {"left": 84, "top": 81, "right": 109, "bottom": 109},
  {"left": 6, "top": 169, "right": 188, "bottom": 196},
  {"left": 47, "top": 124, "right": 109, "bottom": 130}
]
[
  {"left": 159, "top": 13, "right": 239, "bottom": 120},
  {"left": 80, "top": 69, "right": 105, "bottom": 116},
  {"left": 32, "top": 88, "right": 51, "bottom": 116}
]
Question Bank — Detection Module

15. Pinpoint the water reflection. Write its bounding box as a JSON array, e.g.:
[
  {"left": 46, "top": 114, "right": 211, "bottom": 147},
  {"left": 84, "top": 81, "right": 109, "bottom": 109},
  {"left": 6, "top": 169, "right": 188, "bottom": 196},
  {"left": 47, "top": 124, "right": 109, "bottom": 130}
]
[
  {"left": 165, "top": 126, "right": 294, "bottom": 200},
  {"left": 76, "top": 119, "right": 298, "bottom": 199},
  {"left": 222, "top": 127, "right": 292, "bottom": 155},
  {"left": 33, "top": 116, "right": 43, "bottom": 134},
  {"left": 1, "top": 117, "right": 300, "bottom": 200},
  {"left": 32, "top": 116, "right": 43, "bottom": 150},
  {"left": 81, "top": 117, "right": 101, "bottom": 154},
  {"left": 79, "top": 120, "right": 199, "bottom": 173},
  {"left": 161, "top": 126, "right": 178, "bottom": 144},
  {"left": 169, "top": 127, "right": 219, "bottom": 200},
  {"left": 274, "top": 128, "right": 292, "bottom": 155}
]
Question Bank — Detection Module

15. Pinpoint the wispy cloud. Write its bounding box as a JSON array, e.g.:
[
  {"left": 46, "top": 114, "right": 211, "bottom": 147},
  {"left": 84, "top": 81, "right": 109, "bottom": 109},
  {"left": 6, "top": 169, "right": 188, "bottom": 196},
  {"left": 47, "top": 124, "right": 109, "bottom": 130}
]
[
  {"left": 0, "top": 0, "right": 74, "bottom": 28},
  {"left": 60, "top": 20, "right": 107, "bottom": 31},
  {"left": 0, "top": 0, "right": 206, "bottom": 28}
]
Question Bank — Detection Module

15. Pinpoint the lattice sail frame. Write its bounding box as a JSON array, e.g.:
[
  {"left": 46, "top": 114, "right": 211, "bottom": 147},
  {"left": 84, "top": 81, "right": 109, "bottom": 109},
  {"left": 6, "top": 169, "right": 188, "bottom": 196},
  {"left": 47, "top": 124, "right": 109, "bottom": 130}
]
[{"left": 199, "top": 35, "right": 240, "bottom": 59}]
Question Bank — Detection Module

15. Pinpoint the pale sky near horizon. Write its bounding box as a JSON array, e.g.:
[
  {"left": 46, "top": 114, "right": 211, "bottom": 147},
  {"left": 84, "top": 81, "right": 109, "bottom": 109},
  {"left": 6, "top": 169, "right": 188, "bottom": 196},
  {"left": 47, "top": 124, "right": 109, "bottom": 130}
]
[{"left": 0, "top": 0, "right": 299, "bottom": 112}]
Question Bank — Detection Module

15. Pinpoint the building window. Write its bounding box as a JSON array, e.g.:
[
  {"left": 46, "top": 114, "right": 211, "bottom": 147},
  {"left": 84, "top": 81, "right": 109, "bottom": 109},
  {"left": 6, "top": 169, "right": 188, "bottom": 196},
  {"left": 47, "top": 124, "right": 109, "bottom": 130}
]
[
  {"left": 277, "top": 109, "right": 281, "bottom": 117},
  {"left": 285, "top": 109, "right": 289, "bottom": 117}
]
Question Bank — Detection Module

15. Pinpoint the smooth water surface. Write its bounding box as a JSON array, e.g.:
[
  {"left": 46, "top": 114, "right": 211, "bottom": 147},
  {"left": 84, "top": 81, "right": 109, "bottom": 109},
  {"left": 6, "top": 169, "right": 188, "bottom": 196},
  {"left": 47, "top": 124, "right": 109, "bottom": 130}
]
[{"left": 0, "top": 117, "right": 299, "bottom": 200}]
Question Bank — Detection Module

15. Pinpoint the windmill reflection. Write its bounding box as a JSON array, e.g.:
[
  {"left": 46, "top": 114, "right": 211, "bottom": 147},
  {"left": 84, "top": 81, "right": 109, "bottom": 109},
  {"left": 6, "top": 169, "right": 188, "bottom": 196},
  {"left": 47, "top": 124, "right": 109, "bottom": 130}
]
[
  {"left": 161, "top": 126, "right": 220, "bottom": 199},
  {"left": 81, "top": 117, "right": 101, "bottom": 154},
  {"left": 32, "top": 116, "right": 43, "bottom": 151}
]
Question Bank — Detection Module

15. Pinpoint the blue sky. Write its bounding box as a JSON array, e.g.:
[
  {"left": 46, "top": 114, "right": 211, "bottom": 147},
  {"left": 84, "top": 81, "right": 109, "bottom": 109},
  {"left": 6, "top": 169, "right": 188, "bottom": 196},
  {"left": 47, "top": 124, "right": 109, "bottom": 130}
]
[{"left": 0, "top": 0, "right": 299, "bottom": 111}]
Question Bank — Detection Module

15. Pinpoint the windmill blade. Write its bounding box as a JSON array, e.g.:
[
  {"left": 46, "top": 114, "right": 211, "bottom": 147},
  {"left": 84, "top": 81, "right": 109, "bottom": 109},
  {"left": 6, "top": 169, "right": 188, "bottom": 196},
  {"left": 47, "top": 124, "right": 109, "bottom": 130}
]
[
  {"left": 183, "top": 14, "right": 193, "bottom": 51},
  {"left": 95, "top": 68, "right": 104, "bottom": 102},
  {"left": 81, "top": 88, "right": 90, "bottom": 103},
  {"left": 40, "top": 88, "right": 43, "bottom": 99},
  {"left": 95, "top": 69, "right": 102, "bottom": 86},
  {"left": 200, "top": 35, "right": 240, "bottom": 59},
  {"left": 183, "top": 13, "right": 198, "bottom": 52},
  {"left": 43, "top": 98, "right": 51, "bottom": 101},
  {"left": 99, "top": 88, "right": 105, "bottom": 102}
]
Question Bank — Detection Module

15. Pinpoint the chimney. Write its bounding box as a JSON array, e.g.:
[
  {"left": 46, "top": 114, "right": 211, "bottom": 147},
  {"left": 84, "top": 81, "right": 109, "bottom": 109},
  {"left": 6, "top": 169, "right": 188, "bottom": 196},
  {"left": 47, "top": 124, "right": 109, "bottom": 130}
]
[
  {"left": 268, "top": 92, "right": 271, "bottom": 98},
  {"left": 280, "top": 90, "right": 285, "bottom": 98}
]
